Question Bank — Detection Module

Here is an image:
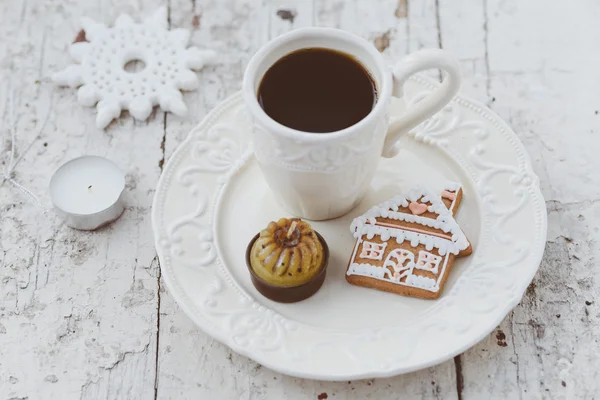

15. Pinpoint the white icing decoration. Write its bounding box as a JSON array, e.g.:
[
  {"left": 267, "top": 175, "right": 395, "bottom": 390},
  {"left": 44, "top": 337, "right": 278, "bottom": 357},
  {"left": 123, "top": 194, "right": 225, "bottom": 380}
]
[
  {"left": 405, "top": 274, "right": 437, "bottom": 290},
  {"left": 349, "top": 182, "right": 469, "bottom": 254},
  {"left": 347, "top": 261, "right": 441, "bottom": 292},
  {"left": 348, "top": 263, "right": 390, "bottom": 279},
  {"left": 380, "top": 230, "right": 391, "bottom": 241},
  {"left": 444, "top": 182, "right": 462, "bottom": 192},
  {"left": 395, "top": 233, "right": 404, "bottom": 244},
  {"left": 352, "top": 224, "right": 459, "bottom": 256},
  {"left": 415, "top": 250, "right": 442, "bottom": 274},
  {"left": 359, "top": 241, "right": 388, "bottom": 261}
]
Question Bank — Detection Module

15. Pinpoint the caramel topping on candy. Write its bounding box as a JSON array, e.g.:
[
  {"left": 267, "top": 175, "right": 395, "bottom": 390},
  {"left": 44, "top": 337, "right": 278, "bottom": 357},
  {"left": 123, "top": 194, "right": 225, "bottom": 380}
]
[{"left": 250, "top": 218, "right": 324, "bottom": 287}]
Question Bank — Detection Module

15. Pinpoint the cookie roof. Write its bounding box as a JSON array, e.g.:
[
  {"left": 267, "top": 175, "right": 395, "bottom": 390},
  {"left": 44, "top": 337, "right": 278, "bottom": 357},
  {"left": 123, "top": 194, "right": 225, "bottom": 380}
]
[{"left": 350, "top": 183, "right": 469, "bottom": 256}]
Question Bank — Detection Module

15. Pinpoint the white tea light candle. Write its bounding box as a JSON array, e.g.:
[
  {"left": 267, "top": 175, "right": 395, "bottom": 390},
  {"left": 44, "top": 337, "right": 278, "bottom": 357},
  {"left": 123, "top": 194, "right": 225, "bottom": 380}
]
[{"left": 49, "top": 156, "right": 126, "bottom": 230}]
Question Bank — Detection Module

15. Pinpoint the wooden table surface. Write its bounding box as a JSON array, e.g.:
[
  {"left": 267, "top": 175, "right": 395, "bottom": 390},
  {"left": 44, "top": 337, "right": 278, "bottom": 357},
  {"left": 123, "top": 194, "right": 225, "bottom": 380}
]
[{"left": 0, "top": 0, "right": 594, "bottom": 399}]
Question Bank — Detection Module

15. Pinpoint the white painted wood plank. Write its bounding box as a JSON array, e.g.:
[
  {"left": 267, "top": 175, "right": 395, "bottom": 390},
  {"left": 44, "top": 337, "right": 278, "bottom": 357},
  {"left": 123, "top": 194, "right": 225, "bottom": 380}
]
[
  {"left": 159, "top": 279, "right": 458, "bottom": 399},
  {"left": 157, "top": 0, "right": 273, "bottom": 398},
  {"left": 406, "top": 0, "right": 440, "bottom": 53},
  {"left": 156, "top": 1, "right": 459, "bottom": 399},
  {"left": 437, "top": 0, "right": 488, "bottom": 100},
  {"left": 265, "top": 0, "right": 315, "bottom": 41},
  {"left": 318, "top": 0, "right": 440, "bottom": 82},
  {"left": 439, "top": 0, "right": 600, "bottom": 399},
  {"left": 0, "top": 1, "right": 164, "bottom": 399}
]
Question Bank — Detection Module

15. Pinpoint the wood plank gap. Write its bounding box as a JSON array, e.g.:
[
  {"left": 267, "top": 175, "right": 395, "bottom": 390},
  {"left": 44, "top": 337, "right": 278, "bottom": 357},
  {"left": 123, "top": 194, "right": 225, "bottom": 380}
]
[
  {"left": 405, "top": 0, "right": 410, "bottom": 54},
  {"left": 167, "top": 0, "right": 172, "bottom": 26},
  {"left": 434, "top": 0, "right": 443, "bottom": 82},
  {"left": 153, "top": 256, "right": 162, "bottom": 400},
  {"left": 36, "top": 29, "right": 47, "bottom": 98},
  {"left": 154, "top": 3, "right": 171, "bottom": 397},
  {"left": 508, "top": 311, "right": 524, "bottom": 399},
  {"left": 454, "top": 354, "right": 464, "bottom": 400},
  {"left": 482, "top": 0, "right": 491, "bottom": 102},
  {"left": 19, "top": 0, "right": 27, "bottom": 25},
  {"left": 158, "top": 113, "right": 167, "bottom": 170}
]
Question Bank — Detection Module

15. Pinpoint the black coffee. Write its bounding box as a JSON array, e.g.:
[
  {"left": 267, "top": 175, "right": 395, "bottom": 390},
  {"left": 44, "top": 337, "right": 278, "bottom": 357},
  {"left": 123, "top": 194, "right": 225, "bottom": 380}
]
[{"left": 257, "top": 48, "right": 377, "bottom": 133}]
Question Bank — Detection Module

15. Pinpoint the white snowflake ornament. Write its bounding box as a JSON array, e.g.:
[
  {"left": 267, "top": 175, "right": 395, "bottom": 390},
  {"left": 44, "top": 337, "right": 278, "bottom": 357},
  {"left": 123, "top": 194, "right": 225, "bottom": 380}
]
[{"left": 52, "top": 7, "right": 215, "bottom": 129}]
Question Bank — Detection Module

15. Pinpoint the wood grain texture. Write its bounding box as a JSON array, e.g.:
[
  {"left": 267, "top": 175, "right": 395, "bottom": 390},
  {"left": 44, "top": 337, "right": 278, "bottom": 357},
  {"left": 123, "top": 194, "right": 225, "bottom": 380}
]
[
  {"left": 1, "top": 1, "right": 165, "bottom": 399},
  {"left": 0, "top": 0, "right": 593, "bottom": 399},
  {"left": 449, "top": 1, "right": 600, "bottom": 398}
]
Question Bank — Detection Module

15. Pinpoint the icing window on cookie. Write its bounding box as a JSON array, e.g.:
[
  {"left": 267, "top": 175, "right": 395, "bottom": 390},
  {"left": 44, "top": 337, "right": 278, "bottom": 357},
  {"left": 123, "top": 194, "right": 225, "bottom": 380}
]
[
  {"left": 415, "top": 251, "right": 442, "bottom": 274},
  {"left": 359, "top": 241, "right": 387, "bottom": 260}
]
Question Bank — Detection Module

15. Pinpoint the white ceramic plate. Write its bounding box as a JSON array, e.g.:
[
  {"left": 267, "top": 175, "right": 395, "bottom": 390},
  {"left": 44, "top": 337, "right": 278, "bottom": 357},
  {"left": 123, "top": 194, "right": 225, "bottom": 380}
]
[{"left": 152, "top": 75, "right": 547, "bottom": 380}]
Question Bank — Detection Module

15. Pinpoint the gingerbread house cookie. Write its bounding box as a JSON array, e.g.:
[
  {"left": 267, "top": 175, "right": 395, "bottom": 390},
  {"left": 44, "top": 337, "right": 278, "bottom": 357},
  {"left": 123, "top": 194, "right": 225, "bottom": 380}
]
[{"left": 346, "top": 183, "right": 472, "bottom": 299}]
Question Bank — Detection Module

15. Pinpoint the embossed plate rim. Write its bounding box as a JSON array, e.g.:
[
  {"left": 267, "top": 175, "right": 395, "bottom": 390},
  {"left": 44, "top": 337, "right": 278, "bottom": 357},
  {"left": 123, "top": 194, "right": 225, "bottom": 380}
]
[{"left": 152, "top": 74, "right": 547, "bottom": 380}]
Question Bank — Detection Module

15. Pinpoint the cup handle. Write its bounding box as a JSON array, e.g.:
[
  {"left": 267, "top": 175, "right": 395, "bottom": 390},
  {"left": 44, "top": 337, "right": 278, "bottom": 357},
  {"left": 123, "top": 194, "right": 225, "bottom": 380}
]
[{"left": 381, "top": 49, "right": 461, "bottom": 158}]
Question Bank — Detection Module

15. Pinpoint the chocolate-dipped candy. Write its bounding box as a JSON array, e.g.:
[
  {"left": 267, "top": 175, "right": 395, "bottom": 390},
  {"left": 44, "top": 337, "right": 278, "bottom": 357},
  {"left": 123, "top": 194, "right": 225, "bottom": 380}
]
[{"left": 246, "top": 218, "right": 329, "bottom": 303}]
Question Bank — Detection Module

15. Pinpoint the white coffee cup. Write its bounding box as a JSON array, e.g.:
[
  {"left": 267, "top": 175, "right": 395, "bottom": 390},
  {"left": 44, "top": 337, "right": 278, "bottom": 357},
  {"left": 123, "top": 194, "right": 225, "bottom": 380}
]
[{"left": 243, "top": 27, "right": 460, "bottom": 220}]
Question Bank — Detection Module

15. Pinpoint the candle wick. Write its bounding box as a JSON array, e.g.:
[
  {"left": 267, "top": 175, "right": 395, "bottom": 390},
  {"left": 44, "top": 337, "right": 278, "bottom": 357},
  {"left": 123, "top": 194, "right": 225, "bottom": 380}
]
[{"left": 286, "top": 221, "right": 297, "bottom": 239}]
